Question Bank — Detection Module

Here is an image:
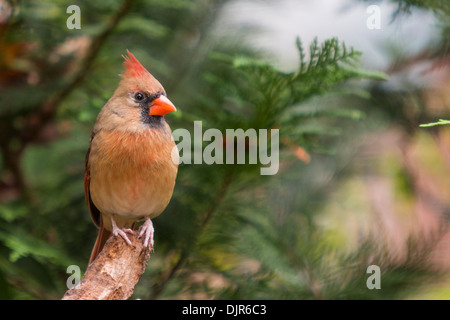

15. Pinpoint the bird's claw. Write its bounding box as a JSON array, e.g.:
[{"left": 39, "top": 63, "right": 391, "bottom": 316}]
[
  {"left": 113, "top": 228, "right": 135, "bottom": 248},
  {"left": 138, "top": 219, "right": 154, "bottom": 251},
  {"left": 111, "top": 218, "right": 135, "bottom": 248}
]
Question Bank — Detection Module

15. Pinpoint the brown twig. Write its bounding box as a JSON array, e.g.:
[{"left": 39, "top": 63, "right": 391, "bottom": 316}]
[{"left": 62, "top": 232, "right": 151, "bottom": 300}]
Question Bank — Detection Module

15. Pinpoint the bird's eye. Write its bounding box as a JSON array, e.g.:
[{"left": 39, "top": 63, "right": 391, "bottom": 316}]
[{"left": 134, "top": 92, "right": 145, "bottom": 101}]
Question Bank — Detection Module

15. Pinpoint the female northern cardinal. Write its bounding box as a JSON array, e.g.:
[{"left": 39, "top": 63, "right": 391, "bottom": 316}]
[{"left": 85, "top": 50, "right": 178, "bottom": 264}]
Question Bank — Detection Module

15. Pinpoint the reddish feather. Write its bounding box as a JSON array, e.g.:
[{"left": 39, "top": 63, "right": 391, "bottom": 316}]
[{"left": 122, "top": 50, "right": 151, "bottom": 80}]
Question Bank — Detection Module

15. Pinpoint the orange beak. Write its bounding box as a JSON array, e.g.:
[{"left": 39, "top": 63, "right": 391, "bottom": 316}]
[{"left": 149, "top": 95, "right": 176, "bottom": 116}]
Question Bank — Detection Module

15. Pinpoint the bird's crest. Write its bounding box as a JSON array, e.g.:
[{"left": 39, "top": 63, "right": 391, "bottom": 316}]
[
  {"left": 119, "top": 50, "right": 163, "bottom": 94},
  {"left": 122, "top": 50, "right": 151, "bottom": 80}
]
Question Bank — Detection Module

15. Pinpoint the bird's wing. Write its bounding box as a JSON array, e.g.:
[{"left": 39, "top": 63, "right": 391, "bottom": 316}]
[{"left": 85, "top": 133, "right": 101, "bottom": 228}]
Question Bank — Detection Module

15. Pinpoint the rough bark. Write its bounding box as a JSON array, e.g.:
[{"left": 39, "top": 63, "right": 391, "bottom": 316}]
[{"left": 62, "top": 232, "right": 151, "bottom": 300}]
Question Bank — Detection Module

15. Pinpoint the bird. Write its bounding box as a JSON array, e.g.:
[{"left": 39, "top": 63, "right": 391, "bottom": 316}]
[{"left": 85, "top": 50, "right": 178, "bottom": 264}]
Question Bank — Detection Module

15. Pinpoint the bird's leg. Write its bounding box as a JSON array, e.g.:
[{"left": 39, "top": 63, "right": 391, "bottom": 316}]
[
  {"left": 111, "top": 216, "right": 134, "bottom": 246},
  {"left": 138, "top": 218, "right": 154, "bottom": 249}
]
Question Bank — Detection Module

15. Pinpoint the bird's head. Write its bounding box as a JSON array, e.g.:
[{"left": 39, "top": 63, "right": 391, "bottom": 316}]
[{"left": 108, "top": 50, "right": 176, "bottom": 128}]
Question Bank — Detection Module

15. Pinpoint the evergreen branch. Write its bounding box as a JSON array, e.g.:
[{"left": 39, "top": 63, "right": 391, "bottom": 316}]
[
  {"left": 296, "top": 37, "right": 307, "bottom": 74},
  {"left": 230, "top": 37, "right": 384, "bottom": 124},
  {"left": 149, "top": 173, "right": 234, "bottom": 299},
  {"left": 419, "top": 119, "right": 450, "bottom": 127}
]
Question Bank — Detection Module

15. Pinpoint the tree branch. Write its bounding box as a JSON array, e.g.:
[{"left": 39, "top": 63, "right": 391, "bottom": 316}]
[
  {"left": 20, "top": 0, "right": 134, "bottom": 148},
  {"left": 62, "top": 232, "right": 151, "bottom": 300}
]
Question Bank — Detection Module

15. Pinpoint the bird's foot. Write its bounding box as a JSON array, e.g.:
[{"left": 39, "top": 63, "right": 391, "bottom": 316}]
[
  {"left": 138, "top": 218, "right": 154, "bottom": 250},
  {"left": 111, "top": 218, "right": 135, "bottom": 247}
]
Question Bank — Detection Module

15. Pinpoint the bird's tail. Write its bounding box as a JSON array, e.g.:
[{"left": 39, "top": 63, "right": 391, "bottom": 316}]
[{"left": 89, "top": 217, "right": 112, "bottom": 264}]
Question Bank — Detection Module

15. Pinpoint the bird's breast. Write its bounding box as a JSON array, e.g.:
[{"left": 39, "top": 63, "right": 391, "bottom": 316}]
[{"left": 89, "top": 128, "right": 178, "bottom": 223}]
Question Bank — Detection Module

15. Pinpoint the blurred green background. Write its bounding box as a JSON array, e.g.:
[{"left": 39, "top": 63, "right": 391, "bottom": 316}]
[{"left": 0, "top": 0, "right": 450, "bottom": 299}]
